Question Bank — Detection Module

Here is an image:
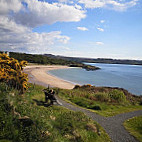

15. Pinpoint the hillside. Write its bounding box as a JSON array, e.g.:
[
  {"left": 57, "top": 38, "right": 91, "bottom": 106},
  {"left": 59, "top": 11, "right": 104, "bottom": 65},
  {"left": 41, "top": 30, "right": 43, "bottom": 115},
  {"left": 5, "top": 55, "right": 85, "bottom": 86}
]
[
  {"left": 44, "top": 54, "right": 142, "bottom": 65},
  {"left": 2, "top": 51, "right": 142, "bottom": 66},
  {"left": 0, "top": 83, "right": 111, "bottom": 142},
  {"left": 8, "top": 52, "right": 100, "bottom": 71}
]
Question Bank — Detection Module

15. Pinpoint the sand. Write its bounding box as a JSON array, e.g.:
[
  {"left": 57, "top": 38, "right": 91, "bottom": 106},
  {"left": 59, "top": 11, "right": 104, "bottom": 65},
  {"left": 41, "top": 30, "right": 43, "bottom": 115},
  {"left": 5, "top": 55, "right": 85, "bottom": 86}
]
[{"left": 24, "top": 65, "right": 75, "bottom": 89}]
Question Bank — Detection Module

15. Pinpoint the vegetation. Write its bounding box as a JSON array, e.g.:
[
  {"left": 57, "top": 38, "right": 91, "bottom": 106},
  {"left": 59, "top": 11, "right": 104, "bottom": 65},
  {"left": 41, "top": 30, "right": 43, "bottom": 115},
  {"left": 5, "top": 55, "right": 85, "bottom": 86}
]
[
  {"left": 70, "top": 64, "right": 100, "bottom": 71},
  {"left": 44, "top": 54, "right": 142, "bottom": 65},
  {"left": 9, "top": 52, "right": 75, "bottom": 65},
  {"left": 124, "top": 116, "right": 142, "bottom": 142},
  {"left": 2, "top": 51, "right": 142, "bottom": 67},
  {"left": 8, "top": 52, "right": 99, "bottom": 71},
  {"left": 0, "top": 53, "right": 28, "bottom": 94},
  {"left": 0, "top": 83, "right": 111, "bottom": 142},
  {"left": 56, "top": 85, "right": 142, "bottom": 116}
]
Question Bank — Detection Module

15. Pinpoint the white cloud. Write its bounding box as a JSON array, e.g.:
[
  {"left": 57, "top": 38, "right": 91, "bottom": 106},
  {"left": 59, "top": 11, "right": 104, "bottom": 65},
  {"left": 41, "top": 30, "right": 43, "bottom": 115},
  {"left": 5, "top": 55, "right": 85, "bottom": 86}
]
[
  {"left": 13, "top": 0, "right": 86, "bottom": 28},
  {"left": 79, "top": 0, "right": 105, "bottom": 9},
  {"left": 78, "top": 0, "right": 139, "bottom": 11},
  {"left": 58, "top": 46, "right": 70, "bottom": 51},
  {"left": 75, "top": 4, "right": 82, "bottom": 9},
  {"left": 58, "top": 0, "right": 74, "bottom": 4},
  {"left": 0, "top": 0, "right": 87, "bottom": 53},
  {"left": 0, "top": 16, "right": 70, "bottom": 53},
  {"left": 100, "top": 20, "right": 105, "bottom": 23},
  {"left": 0, "top": 0, "right": 22, "bottom": 15},
  {"left": 97, "top": 27, "right": 104, "bottom": 32},
  {"left": 0, "top": 16, "right": 30, "bottom": 34},
  {"left": 96, "top": 42, "right": 104, "bottom": 45},
  {"left": 77, "top": 27, "right": 88, "bottom": 31},
  {"left": 58, "top": 0, "right": 68, "bottom": 2}
]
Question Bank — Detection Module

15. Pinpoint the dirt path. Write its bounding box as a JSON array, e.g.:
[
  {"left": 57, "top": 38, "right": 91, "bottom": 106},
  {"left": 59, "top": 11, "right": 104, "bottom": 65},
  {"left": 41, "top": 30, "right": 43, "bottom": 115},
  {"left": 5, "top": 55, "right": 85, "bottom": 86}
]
[{"left": 56, "top": 96, "right": 142, "bottom": 142}]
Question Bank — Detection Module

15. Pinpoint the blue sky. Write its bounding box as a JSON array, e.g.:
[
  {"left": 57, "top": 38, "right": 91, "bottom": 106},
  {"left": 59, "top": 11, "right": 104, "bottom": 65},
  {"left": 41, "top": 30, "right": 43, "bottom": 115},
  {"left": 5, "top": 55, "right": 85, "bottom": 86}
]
[{"left": 0, "top": 0, "right": 142, "bottom": 59}]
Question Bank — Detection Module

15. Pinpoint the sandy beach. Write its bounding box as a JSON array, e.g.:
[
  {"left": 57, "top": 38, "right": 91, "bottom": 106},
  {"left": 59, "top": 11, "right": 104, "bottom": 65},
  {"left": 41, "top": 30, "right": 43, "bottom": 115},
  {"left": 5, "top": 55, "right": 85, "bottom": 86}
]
[{"left": 24, "top": 65, "right": 75, "bottom": 89}]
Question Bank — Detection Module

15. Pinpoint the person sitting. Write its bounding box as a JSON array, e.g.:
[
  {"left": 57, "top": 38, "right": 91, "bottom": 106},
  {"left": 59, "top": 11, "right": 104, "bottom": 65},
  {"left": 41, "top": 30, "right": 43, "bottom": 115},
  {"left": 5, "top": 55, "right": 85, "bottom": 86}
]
[
  {"left": 43, "top": 88, "right": 62, "bottom": 105},
  {"left": 48, "top": 89, "right": 56, "bottom": 105},
  {"left": 43, "top": 88, "right": 50, "bottom": 103},
  {"left": 43, "top": 89, "right": 56, "bottom": 104}
]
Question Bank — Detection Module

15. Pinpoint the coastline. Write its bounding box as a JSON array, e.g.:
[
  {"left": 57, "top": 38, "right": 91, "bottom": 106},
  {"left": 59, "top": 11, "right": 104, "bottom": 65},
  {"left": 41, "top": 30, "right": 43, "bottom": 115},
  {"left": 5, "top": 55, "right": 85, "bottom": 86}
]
[
  {"left": 24, "top": 65, "right": 75, "bottom": 89},
  {"left": 47, "top": 69, "right": 78, "bottom": 86}
]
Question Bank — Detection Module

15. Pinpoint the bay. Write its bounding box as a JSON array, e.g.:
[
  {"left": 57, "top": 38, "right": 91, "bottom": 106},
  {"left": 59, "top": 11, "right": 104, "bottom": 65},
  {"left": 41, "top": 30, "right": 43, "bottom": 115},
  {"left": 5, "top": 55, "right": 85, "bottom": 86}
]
[{"left": 48, "top": 63, "right": 142, "bottom": 95}]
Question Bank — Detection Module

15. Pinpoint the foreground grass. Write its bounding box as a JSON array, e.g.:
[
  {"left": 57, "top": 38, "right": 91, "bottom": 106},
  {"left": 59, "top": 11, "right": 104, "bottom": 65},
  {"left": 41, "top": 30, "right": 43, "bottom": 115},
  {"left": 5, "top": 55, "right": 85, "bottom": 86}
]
[
  {"left": 56, "top": 85, "right": 142, "bottom": 117},
  {"left": 124, "top": 116, "right": 142, "bottom": 142},
  {"left": 0, "top": 83, "right": 111, "bottom": 142}
]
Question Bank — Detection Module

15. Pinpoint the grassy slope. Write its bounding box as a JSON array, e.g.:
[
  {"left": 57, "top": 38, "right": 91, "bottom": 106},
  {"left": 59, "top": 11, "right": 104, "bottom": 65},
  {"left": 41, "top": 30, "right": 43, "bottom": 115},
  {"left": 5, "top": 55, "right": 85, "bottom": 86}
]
[
  {"left": 0, "top": 83, "right": 111, "bottom": 142},
  {"left": 124, "top": 116, "right": 142, "bottom": 142},
  {"left": 56, "top": 86, "right": 142, "bottom": 117}
]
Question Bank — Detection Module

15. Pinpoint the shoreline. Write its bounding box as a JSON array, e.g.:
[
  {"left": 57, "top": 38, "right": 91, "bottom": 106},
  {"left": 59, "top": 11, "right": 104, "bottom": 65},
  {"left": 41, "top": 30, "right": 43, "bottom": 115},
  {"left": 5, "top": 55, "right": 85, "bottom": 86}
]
[
  {"left": 47, "top": 70, "right": 78, "bottom": 86},
  {"left": 24, "top": 65, "right": 75, "bottom": 89}
]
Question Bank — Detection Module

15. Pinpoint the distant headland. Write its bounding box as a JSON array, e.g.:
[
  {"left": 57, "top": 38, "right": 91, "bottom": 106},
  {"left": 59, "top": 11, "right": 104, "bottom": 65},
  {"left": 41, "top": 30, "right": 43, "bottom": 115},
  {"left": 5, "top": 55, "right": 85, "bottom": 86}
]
[
  {"left": 1, "top": 51, "right": 142, "bottom": 67},
  {"left": 44, "top": 54, "right": 142, "bottom": 65}
]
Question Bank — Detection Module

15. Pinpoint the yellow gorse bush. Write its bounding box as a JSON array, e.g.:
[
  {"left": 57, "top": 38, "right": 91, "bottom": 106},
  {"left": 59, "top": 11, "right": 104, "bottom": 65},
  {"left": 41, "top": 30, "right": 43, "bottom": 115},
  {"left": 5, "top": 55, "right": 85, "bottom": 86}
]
[{"left": 0, "top": 53, "right": 28, "bottom": 94}]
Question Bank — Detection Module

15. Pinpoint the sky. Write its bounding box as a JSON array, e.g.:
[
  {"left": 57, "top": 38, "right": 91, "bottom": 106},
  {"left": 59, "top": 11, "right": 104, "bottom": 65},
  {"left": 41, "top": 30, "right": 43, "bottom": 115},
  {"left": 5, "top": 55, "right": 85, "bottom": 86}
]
[{"left": 0, "top": 0, "right": 142, "bottom": 59}]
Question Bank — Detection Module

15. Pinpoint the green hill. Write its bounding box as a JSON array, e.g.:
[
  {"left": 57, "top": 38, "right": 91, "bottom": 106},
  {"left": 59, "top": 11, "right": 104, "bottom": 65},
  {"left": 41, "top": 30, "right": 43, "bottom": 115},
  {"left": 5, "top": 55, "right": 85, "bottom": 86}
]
[
  {"left": 9, "top": 52, "right": 100, "bottom": 71},
  {"left": 0, "top": 83, "right": 110, "bottom": 142}
]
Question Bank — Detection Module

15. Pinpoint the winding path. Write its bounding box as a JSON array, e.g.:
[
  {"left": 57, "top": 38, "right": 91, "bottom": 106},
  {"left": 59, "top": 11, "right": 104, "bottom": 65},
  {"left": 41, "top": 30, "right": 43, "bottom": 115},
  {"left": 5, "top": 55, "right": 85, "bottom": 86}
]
[
  {"left": 56, "top": 96, "right": 142, "bottom": 142},
  {"left": 25, "top": 68, "right": 142, "bottom": 142}
]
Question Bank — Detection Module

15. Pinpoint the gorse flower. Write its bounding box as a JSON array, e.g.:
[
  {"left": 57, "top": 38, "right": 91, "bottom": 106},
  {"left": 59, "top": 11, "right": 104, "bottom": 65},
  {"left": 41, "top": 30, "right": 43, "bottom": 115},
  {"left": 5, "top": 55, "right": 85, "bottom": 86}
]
[{"left": 0, "top": 53, "right": 28, "bottom": 94}]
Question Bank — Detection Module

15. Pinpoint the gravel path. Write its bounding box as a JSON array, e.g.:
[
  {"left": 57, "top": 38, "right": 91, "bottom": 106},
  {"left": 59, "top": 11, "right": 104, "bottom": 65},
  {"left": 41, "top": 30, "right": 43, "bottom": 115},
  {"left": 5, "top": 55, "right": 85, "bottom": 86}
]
[
  {"left": 56, "top": 96, "right": 142, "bottom": 142},
  {"left": 25, "top": 71, "right": 142, "bottom": 142}
]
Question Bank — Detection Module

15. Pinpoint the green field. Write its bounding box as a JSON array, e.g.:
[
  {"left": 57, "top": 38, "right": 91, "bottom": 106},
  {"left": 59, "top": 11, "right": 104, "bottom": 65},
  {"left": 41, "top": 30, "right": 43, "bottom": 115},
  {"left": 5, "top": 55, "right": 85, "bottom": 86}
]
[
  {"left": 0, "top": 83, "right": 111, "bottom": 142},
  {"left": 124, "top": 116, "right": 142, "bottom": 142},
  {"left": 56, "top": 85, "right": 142, "bottom": 116}
]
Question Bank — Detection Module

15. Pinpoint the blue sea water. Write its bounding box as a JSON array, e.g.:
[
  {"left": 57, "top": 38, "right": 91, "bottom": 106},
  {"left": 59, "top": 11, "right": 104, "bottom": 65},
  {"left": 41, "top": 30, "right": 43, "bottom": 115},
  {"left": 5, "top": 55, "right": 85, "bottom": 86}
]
[{"left": 48, "top": 63, "right": 142, "bottom": 95}]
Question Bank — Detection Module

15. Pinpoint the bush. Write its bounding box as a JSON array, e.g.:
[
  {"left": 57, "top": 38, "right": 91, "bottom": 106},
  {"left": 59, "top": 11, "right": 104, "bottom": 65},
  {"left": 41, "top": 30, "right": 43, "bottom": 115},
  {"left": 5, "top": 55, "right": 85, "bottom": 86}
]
[
  {"left": 95, "top": 93, "right": 109, "bottom": 102},
  {"left": 109, "top": 90, "right": 126, "bottom": 103},
  {"left": 91, "top": 105, "right": 102, "bottom": 110},
  {"left": 139, "top": 100, "right": 142, "bottom": 105},
  {"left": 0, "top": 53, "right": 28, "bottom": 94},
  {"left": 73, "top": 85, "right": 81, "bottom": 89}
]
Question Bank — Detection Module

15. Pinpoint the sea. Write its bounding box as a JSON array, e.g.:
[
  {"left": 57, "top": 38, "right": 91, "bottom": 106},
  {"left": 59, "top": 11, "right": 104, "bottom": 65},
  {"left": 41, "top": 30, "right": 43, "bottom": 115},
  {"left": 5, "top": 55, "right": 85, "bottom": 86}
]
[{"left": 48, "top": 63, "right": 142, "bottom": 96}]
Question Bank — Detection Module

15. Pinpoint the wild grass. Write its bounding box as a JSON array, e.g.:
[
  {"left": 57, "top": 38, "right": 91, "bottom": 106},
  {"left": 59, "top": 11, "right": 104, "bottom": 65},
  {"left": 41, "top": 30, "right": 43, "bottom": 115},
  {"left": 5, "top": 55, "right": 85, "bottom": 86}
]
[
  {"left": 124, "top": 116, "right": 142, "bottom": 142},
  {"left": 56, "top": 85, "right": 142, "bottom": 116},
  {"left": 0, "top": 83, "right": 111, "bottom": 142}
]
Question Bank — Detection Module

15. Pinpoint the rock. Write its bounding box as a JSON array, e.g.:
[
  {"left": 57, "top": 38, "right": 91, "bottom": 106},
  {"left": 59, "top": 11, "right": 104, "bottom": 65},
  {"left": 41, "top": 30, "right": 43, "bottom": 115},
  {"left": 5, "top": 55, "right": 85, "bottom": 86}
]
[
  {"left": 64, "top": 134, "right": 73, "bottom": 139},
  {"left": 18, "top": 116, "right": 34, "bottom": 127},
  {"left": 86, "top": 123, "right": 97, "bottom": 133},
  {"left": 50, "top": 115, "right": 56, "bottom": 120},
  {"left": 45, "top": 131, "right": 51, "bottom": 136},
  {"left": 9, "top": 92, "right": 15, "bottom": 96}
]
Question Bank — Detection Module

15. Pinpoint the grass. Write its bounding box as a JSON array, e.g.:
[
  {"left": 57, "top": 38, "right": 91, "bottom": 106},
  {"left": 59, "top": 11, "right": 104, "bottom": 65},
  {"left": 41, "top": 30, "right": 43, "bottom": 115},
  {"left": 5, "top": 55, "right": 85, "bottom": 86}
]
[
  {"left": 55, "top": 85, "right": 142, "bottom": 117},
  {"left": 0, "top": 83, "right": 111, "bottom": 142},
  {"left": 124, "top": 116, "right": 142, "bottom": 142}
]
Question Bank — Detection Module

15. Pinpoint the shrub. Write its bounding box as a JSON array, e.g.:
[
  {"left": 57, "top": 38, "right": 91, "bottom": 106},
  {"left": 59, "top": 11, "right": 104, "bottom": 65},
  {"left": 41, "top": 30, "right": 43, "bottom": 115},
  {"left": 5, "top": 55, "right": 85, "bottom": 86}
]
[
  {"left": 108, "top": 89, "right": 126, "bottom": 103},
  {"left": 89, "top": 105, "right": 102, "bottom": 110},
  {"left": 73, "top": 85, "right": 81, "bottom": 89},
  {"left": 95, "top": 92, "right": 109, "bottom": 102},
  {"left": 82, "top": 84, "right": 92, "bottom": 88},
  {"left": 0, "top": 53, "right": 28, "bottom": 94}
]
